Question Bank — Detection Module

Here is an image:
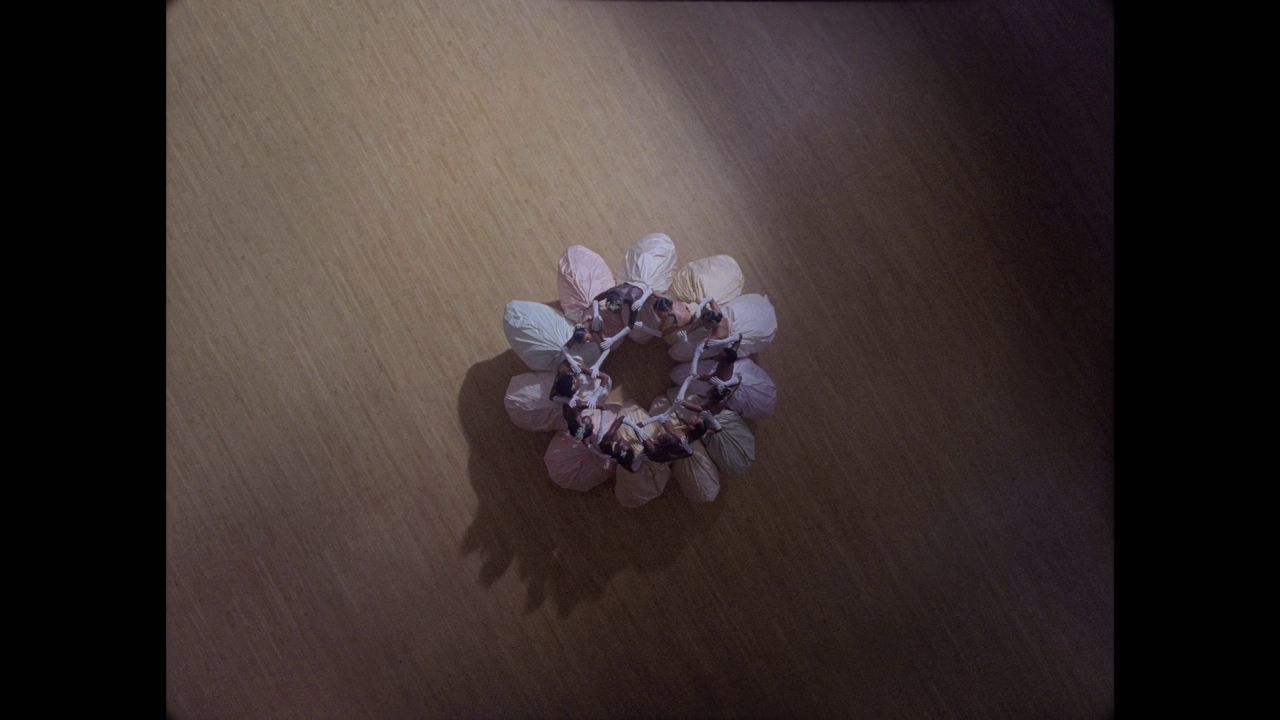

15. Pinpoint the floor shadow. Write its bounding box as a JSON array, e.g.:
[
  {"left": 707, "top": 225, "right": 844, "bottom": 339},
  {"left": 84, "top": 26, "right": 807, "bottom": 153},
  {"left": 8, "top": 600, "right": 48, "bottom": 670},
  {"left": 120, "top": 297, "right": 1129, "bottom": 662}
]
[{"left": 458, "top": 350, "right": 725, "bottom": 617}]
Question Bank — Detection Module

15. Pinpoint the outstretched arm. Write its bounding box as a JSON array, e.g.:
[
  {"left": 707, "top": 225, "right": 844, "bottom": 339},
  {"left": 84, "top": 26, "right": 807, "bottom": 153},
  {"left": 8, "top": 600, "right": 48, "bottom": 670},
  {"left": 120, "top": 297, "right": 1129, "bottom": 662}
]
[
  {"left": 706, "top": 331, "right": 741, "bottom": 349},
  {"left": 600, "top": 326, "right": 632, "bottom": 351},
  {"left": 680, "top": 399, "right": 705, "bottom": 414},
  {"left": 639, "top": 436, "right": 657, "bottom": 455},
  {"left": 632, "top": 321, "right": 663, "bottom": 338},
  {"left": 674, "top": 374, "right": 695, "bottom": 403},
  {"left": 688, "top": 338, "right": 710, "bottom": 366},
  {"left": 588, "top": 347, "right": 612, "bottom": 378},
  {"left": 561, "top": 348, "right": 582, "bottom": 374},
  {"left": 622, "top": 417, "right": 647, "bottom": 437},
  {"left": 631, "top": 286, "right": 653, "bottom": 312}
]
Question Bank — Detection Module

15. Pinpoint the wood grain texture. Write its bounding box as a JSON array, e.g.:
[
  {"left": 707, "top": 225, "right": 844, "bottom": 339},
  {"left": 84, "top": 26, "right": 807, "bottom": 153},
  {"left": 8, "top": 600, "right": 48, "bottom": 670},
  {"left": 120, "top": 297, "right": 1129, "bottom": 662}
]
[{"left": 167, "top": 1, "right": 1113, "bottom": 717}]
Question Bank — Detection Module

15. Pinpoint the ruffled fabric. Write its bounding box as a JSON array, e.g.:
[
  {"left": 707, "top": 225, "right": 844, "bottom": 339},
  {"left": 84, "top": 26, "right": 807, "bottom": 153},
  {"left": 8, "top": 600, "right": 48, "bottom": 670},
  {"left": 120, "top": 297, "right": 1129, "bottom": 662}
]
[
  {"left": 503, "top": 300, "right": 599, "bottom": 371},
  {"left": 703, "top": 408, "right": 755, "bottom": 477},
  {"left": 671, "top": 441, "right": 721, "bottom": 503},
  {"left": 670, "top": 255, "right": 744, "bottom": 306},
  {"left": 503, "top": 372, "right": 564, "bottom": 432},
  {"left": 557, "top": 245, "right": 616, "bottom": 325},
  {"left": 721, "top": 293, "right": 777, "bottom": 357},
  {"left": 621, "top": 233, "right": 678, "bottom": 293},
  {"left": 543, "top": 405, "right": 619, "bottom": 491}
]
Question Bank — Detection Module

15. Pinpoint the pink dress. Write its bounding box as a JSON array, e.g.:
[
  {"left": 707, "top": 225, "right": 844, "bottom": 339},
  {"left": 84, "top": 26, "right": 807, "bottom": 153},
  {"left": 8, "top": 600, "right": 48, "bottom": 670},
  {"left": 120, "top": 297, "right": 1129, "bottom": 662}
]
[
  {"left": 557, "top": 245, "right": 616, "bottom": 325},
  {"left": 669, "top": 358, "right": 778, "bottom": 420},
  {"left": 503, "top": 372, "right": 563, "bottom": 432},
  {"left": 543, "top": 406, "right": 619, "bottom": 491},
  {"left": 621, "top": 233, "right": 678, "bottom": 293}
]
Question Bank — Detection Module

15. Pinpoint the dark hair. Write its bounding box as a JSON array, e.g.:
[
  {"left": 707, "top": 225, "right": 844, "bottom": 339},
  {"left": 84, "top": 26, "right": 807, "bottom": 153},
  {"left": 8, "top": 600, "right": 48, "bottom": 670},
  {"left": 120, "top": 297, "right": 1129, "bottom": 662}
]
[
  {"left": 571, "top": 325, "right": 586, "bottom": 343},
  {"left": 654, "top": 296, "right": 673, "bottom": 313},
  {"left": 571, "top": 417, "right": 593, "bottom": 443},
  {"left": 700, "top": 308, "right": 722, "bottom": 325},
  {"left": 713, "top": 384, "right": 733, "bottom": 400},
  {"left": 550, "top": 373, "right": 574, "bottom": 399},
  {"left": 687, "top": 422, "right": 708, "bottom": 443},
  {"left": 617, "top": 447, "right": 637, "bottom": 471},
  {"left": 720, "top": 347, "right": 738, "bottom": 363},
  {"left": 602, "top": 289, "right": 625, "bottom": 311}
]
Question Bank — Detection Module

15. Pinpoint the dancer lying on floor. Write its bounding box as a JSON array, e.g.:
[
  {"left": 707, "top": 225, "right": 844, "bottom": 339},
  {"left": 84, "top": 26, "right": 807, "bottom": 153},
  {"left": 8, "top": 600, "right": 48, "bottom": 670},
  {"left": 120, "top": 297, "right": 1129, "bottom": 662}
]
[
  {"left": 597, "top": 414, "right": 646, "bottom": 473},
  {"left": 621, "top": 413, "right": 716, "bottom": 464},
  {"left": 557, "top": 323, "right": 604, "bottom": 376},
  {"left": 680, "top": 338, "right": 743, "bottom": 416}
]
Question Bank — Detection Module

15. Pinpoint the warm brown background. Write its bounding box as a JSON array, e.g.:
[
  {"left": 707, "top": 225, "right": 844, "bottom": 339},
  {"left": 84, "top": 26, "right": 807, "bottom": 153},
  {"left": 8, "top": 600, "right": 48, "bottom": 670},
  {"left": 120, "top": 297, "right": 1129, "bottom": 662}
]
[{"left": 167, "top": 1, "right": 1113, "bottom": 718}]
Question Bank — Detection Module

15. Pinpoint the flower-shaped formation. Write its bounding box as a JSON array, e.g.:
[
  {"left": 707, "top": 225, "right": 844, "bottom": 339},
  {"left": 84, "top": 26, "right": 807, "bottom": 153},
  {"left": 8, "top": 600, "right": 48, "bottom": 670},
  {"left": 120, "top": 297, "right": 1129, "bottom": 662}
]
[{"left": 501, "top": 234, "right": 778, "bottom": 507}]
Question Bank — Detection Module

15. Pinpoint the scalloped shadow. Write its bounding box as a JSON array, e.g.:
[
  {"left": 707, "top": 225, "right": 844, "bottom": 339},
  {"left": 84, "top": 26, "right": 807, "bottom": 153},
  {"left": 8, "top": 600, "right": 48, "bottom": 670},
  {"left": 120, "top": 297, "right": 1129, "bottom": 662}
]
[{"left": 457, "top": 348, "right": 725, "bottom": 618}]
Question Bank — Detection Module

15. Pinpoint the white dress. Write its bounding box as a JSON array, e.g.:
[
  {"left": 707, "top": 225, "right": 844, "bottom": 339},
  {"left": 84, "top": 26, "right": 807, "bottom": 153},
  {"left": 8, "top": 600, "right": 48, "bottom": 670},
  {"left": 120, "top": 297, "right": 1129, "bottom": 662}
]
[{"left": 503, "top": 300, "right": 600, "bottom": 371}]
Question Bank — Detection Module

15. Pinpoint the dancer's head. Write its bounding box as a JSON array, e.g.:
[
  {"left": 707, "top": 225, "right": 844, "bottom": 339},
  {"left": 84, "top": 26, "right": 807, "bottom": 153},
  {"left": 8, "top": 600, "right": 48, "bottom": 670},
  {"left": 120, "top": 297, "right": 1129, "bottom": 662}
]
[
  {"left": 614, "top": 446, "right": 636, "bottom": 471},
  {"left": 700, "top": 307, "right": 722, "bottom": 326},
  {"left": 653, "top": 296, "right": 673, "bottom": 314},
  {"left": 571, "top": 324, "right": 587, "bottom": 343},
  {"left": 720, "top": 346, "right": 738, "bottom": 363},
  {"left": 550, "top": 373, "right": 574, "bottom": 400},
  {"left": 602, "top": 289, "right": 625, "bottom": 312},
  {"left": 687, "top": 419, "right": 708, "bottom": 443}
]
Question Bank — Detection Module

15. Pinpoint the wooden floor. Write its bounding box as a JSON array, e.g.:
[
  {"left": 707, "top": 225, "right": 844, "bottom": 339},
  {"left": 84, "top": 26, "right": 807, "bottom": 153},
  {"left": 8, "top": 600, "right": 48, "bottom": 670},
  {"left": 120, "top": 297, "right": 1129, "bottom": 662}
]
[{"left": 166, "top": 1, "right": 1113, "bottom": 717}]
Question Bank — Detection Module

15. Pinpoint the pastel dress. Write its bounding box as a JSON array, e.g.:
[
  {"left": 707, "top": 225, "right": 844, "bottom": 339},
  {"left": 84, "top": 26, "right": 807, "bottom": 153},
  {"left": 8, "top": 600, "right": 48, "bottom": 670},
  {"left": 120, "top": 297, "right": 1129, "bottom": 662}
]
[
  {"left": 543, "top": 404, "right": 620, "bottom": 491},
  {"left": 669, "top": 255, "right": 745, "bottom": 307},
  {"left": 557, "top": 245, "right": 616, "bottom": 325},
  {"left": 620, "top": 233, "right": 678, "bottom": 345},
  {"left": 611, "top": 400, "right": 673, "bottom": 507},
  {"left": 662, "top": 388, "right": 757, "bottom": 478},
  {"left": 503, "top": 300, "right": 600, "bottom": 372},
  {"left": 664, "top": 255, "right": 746, "bottom": 356},
  {"left": 669, "top": 357, "right": 777, "bottom": 420},
  {"left": 667, "top": 292, "right": 778, "bottom": 362},
  {"left": 503, "top": 373, "right": 563, "bottom": 432},
  {"left": 647, "top": 396, "right": 720, "bottom": 503},
  {"left": 503, "top": 372, "right": 609, "bottom": 433}
]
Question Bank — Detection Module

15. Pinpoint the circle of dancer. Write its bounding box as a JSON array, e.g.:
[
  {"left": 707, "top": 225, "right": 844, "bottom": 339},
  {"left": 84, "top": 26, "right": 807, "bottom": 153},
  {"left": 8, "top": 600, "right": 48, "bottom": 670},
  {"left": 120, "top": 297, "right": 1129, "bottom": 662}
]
[{"left": 502, "top": 234, "right": 778, "bottom": 507}]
